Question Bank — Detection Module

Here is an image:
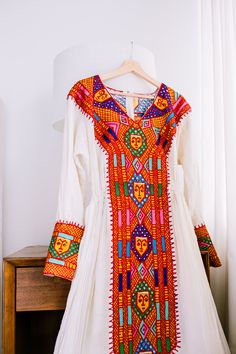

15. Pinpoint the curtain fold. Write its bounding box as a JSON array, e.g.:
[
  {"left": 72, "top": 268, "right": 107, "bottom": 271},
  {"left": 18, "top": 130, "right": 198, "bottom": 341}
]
[
  {"left": 0, "top": 99, "right": 4, "bottom": 351},
  {"left": 200, "top": 0, "right": 236, "bottom": 352}
]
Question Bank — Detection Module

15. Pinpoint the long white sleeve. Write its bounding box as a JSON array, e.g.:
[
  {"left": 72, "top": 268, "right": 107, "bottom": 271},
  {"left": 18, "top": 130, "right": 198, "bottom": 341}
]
[
  {"left": 43, "top": 97, "right": 90, "bottom": 280},
  {"left": 176, "top": 96, "right": 222, "bottom": 267}
]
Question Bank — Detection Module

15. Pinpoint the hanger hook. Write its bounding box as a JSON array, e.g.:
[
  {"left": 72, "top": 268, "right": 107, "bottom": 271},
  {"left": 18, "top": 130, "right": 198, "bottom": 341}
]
[{"left": 130, "top": 40, "right": 134, "bottom": 60}]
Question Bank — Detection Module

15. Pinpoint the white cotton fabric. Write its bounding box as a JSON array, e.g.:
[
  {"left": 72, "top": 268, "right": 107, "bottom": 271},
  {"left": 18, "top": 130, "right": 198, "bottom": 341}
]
[{"left": 52, "top": 98, "right": 231, "bottom": 354}]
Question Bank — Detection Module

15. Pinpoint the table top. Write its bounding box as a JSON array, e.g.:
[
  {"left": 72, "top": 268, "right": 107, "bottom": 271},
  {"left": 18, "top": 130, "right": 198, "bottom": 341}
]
[{"left": 3, "top": 245, "right": 48, "bottom": 260}]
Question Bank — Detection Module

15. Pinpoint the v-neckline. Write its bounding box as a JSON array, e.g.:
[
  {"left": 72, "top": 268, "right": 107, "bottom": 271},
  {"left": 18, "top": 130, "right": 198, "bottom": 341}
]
[{"left": 96, "top": 74, "right": 164, "bottom": 126}]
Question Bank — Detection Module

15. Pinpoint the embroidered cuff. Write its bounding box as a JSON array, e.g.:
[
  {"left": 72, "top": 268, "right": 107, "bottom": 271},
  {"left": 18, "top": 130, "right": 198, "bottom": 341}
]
[
  {"left": 194, "top": 223, "right": 222, "bottom": 267},
  {"left": 43, "top": 220, "right": 85, "bottom": 281}
]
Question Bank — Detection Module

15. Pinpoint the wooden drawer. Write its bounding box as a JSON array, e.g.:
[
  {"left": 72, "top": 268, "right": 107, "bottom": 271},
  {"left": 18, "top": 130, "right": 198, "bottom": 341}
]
[{"left": 16, "top": 266, "right": 71, "bottom": 311}]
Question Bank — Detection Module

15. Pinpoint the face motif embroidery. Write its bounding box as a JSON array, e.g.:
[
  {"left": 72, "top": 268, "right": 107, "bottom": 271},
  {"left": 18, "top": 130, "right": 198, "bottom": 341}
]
[
  {"left": 130, "top": 134, "right": 143, "bottom": 150},
  {"left": 134, "top": 182, "right": 145, "bottom": 202},
  {"left": 135, "top": 236, "right": 148, "bottom": 257},
  {"left": 137, "top": 291, "right": 150, "bottom": 313},
  {"left": 131, "top": 225, "right": 152, "bottom": 262},
  {"left": 132, "top": 280, "right": 154, "bottom": 319},
  {"left": 55, "top": 237, "right": 71, "bottom": 254},
  {"left": 154, "top": 97, "right": 168, "bottom": 110},
  {"left": 125, "top": 128, "right": 147, "bottom": 157}
]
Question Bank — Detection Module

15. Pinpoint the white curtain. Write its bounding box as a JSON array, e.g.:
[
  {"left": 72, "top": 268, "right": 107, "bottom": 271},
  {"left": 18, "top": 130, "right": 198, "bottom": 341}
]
[
  {"left": 0, "top": 99, "right": 3, "bottom": 351},
  {"left": 200, "top": 0, "right": 236, "bottom": 352}
]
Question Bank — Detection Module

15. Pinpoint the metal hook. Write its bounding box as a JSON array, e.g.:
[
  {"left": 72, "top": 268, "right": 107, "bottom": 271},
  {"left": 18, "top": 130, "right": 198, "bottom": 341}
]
[{"left": 130, "top": 40, "right": 134, "bottom": 59}]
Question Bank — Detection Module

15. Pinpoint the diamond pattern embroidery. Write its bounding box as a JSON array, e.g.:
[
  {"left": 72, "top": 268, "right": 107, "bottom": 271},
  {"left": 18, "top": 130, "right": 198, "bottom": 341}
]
[
  {"left": 139, "top": 320, "right": 149, "bottom": 339},
  {"left": 137, "top": 263, "right": 148, "bottom": 279},
  {"left": 133, "top": 157, "right": 143, "bottom": 173},
  {"left": 136, "top": 209, "right": 145, "bottom": 224}
]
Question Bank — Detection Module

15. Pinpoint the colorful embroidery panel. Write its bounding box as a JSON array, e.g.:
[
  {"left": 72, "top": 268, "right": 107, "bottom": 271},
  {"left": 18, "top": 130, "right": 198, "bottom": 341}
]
[
  {"left": 194, "top": 223, "right": 222, "bottom": 267},
  {"left": 43, "top": 221, "right": 85, "bottom": 281},
  {"left": 67, "top": 75, "right": 191, "bottom": 354}
]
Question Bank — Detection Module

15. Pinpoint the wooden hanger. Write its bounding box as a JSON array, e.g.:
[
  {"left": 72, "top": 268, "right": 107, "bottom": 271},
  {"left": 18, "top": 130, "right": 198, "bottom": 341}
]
[{"left": 99, "top": 40, "right": 162, "bottom": 99}]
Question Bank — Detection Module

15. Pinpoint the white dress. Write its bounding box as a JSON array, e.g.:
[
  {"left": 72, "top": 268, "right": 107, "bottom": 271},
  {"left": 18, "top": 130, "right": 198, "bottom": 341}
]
[{"left": 43, "top": 74, "right": 231, "bottom": 354}]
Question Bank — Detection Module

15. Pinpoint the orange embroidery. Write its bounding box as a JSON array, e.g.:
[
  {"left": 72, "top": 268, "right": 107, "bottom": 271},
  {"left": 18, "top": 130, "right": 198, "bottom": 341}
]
[
  {"left": 154, "top": 97, "right": 169, "bottom": 110},
  {"left": 43, "top": 221, "right": 85, "bottom": 281},
  {"left": 194, "top": 223, "right": 222, "bottom": 267}
]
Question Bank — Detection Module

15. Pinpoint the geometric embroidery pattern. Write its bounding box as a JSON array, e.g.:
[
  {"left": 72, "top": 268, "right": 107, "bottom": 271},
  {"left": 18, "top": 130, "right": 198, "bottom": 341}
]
[
  {"left": 136, "top": 209, "right": 146, "bottom": 224},
  {"left": 43, "top": 221, "right": 85, "bottom": 281},
  {"left": 137, "top": 263, "right": 148, "bottom": 279},
  {"left": 194, "top": 223, "right": 222, "bottom": 267},
  {"left": 139, "top": 319, "right": 149, "bottom": 339},
  {"left": 132, "top": 157, "right": 143, "bottom": 173}
]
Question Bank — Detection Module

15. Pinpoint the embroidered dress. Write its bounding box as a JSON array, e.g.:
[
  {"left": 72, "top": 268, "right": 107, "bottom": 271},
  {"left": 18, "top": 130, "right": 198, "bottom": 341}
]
[{"left": 43, "top": 74, "right": 230, "bottom": 354}]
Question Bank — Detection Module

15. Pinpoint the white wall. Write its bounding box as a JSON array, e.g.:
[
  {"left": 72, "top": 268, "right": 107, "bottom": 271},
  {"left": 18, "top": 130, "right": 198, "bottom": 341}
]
[
  {"left": 0, "top": 0, "right": 201, "bottom": 256},
  {"left": 0, "top": 0, "right": 200, "bottom": 350}
]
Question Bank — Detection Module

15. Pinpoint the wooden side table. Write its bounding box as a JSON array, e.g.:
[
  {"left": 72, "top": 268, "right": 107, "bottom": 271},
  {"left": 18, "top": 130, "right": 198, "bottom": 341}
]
[
  {"left": 2, "top": 245, "right": 210, "bottom": 354},
  {"left": 2, "top": 246, "right": 71, "bottom": 354}
]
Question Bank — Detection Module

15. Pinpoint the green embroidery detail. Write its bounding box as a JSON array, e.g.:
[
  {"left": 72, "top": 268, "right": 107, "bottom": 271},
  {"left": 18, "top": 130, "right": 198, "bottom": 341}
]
[
  {"left": 150, "top": 184, "right": 154, "bottom": 195},
  {"left": 115, "top": 181, "right": 120, "bottom": 196},
  {"left": 132, "top": 280, "right": 154, "bottom": 320},
  {"left": 119, "top": 343, "right": 124, "bottom": 354},
  {"left": 166, "top": 337, "right": 171, "bottom": 352},
  {"left": 123, "top": 181, "right": 129, "bottom": 196},
  {"left": 128, "top": 341, "right": 133, "bottom": 353},
  {"left": 124, "top": 127, "right": 147, "bottom": 157},
  {"left": 157, "top": 337, "right": 162, "bottom": 352}
]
